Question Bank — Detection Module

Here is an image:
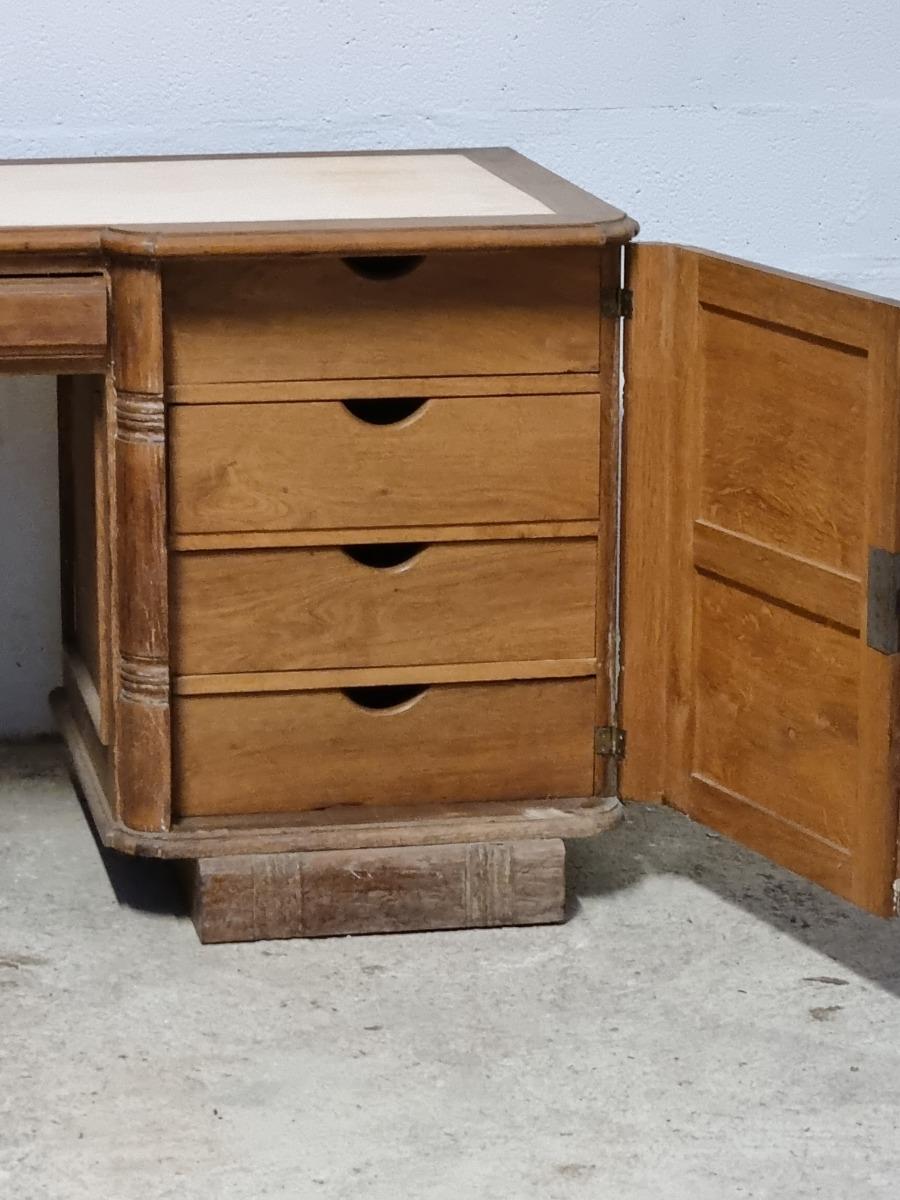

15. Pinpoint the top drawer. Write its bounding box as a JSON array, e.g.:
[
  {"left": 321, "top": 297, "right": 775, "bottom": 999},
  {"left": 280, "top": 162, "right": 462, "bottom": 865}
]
[{"left": 163, "top": 249, "right": 600, "bottom": 384}]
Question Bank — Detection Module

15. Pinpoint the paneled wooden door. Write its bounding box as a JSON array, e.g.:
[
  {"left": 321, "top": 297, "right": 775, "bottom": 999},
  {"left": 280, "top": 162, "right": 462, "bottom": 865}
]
[{"left": 621, "top": 244, "right": 900, "bottom": 915}]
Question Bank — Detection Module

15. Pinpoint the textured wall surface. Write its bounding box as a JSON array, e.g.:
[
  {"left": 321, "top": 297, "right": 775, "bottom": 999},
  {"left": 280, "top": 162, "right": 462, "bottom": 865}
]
[{"left": 2, "top": 0, "right": 899, "bottom": 733}]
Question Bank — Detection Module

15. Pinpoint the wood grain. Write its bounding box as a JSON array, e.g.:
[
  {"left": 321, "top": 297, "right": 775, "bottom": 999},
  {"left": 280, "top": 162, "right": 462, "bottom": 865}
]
[
  {"left": 694, "top": 572, "right": 858, "bottom": 849},
  {"left": 170, "top": 394, "right": 601, "bottom": 533},
  {"left": 174, "top": 659, "right": 597, "bottom": 695},
  {"left": 54, "top": 682, "right": 113, "bottom": 809},
  {"left": 111, "top": 262, "right": 163, "bottom": 393},
  {"left": 55, "top": 686, "right": 622, "bottom": 858},
  {"left": 68, "top": 377, "right": 104, "bottom": 719},
  {"left": 167, "top": 373, "right": 601, "bottom": 405},
  {"left": 57, "top": 379, "right": 75, "bottom": 647},
  {"left": 171, "top": 538, "right": 597, "bottom": 674},
  {"left": 189, "top": 840, "right": 566, "bottom": 942},
  {"left": 0, "top": 274, "right": 106, "bottom": 369},
  {"left": 110, "top": 260, "right": 171, "bottom": 832},
  {"left": 697, "top": 251, "right": 873, "bottom": 352},
  {"left": 699, "top": 303, "right": 866, "bottom": 575},
  {"left": 58, "top": 374, "right": 113, "bottom": 743},
  {"left": 173, "top": 678, "right": 596, "bottom": 817},
  {"left": 164, "top": 249, "right": 601, "bottom": 383},
  {"left": 856, "top": 300, "right": 900, "bottom": 912},
  {"left": 57, "top": 380, "right": 113, "bottom": 795},
  {"left": 63, "top": 649, "right": 103, "bottom": 737},
  {"left": 594, "top": 244, "right": 623, "bottom": 796},
  {"left": 624, "top": 244, "right": 900, "bottom": 914},
  {"left": 620, "top": 243, "right": 680, "bottom": 803},
  {"left": 111, "top": 222, "right": 633, "bottom": 260},
  {"left": 685, "top": 775, "right": 851, "bottom": 898},
  {"left": 171, "top": 520, "right": 599, "bottom": 552},
  {"left": 694, "top": 521, "right": 860, "bottom": 632},
  {"left": 0, "top": 253, "right": 104, "bottom": 276}
]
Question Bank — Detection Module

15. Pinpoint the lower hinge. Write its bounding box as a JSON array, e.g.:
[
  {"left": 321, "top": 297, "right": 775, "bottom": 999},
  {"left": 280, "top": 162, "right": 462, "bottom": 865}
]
[
  {"left": 893, "top": 879, "right": 900, "bottom": 918},
  {"left": 868, "top": 547, "right": 900, "bottom": 654},
  {"left": 600, "top": 286, "right": 633, "bottom": 320},
  {"left": 595, "top": 725, "right": 627, "bottom": 760}
]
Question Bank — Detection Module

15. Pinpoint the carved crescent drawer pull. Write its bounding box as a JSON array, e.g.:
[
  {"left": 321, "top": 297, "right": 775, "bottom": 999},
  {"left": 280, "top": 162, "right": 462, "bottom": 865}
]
[
  {"left": 342, "top": 255, "right": 425, "bottom": 281},
  {"left": 341, "top": 684, "right": 429, "bottom": 713},
  {"left": 341, "top": 397, "right": 427, "bottom": 425},
  {"left": 340, "top": 543, "right": 427, "bottom": 570}
]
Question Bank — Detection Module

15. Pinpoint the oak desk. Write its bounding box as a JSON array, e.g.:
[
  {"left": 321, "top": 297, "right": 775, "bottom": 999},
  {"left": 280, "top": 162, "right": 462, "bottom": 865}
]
[{"left": 2, "top": 148, "right": 898, "bottom": 941}]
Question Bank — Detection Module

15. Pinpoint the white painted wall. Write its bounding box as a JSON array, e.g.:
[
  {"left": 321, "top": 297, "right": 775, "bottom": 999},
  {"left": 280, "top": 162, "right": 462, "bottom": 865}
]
[{"left": 2, "top": 0, "right": 899, "bottom": 735}]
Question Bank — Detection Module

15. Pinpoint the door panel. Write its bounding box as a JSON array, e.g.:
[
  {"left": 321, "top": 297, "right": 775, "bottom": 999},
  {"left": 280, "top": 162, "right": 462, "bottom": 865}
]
[
  {"left": 699, "top": 306, "right": 866, "bottom": 572},
  {"left": 622, "top": 244, "right": 900, "bottom": 914}
]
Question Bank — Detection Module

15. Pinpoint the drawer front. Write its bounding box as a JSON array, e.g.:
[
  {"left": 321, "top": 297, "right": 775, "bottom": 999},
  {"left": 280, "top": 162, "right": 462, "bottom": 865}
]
[
  {"left": 172, "top": 538, "right": 598, "bottom": 674},
  {"left": 0, "top": 275, "right": 106, "bottom": 368},
  {"left": 170, "top": 393, "right": 601, "bottom": 533},
  {"left": 164, "top": 249, "right": 600, "bottom": 383},
  {"left": 173, "top": 678, "right": 595, "bottom": 816}
]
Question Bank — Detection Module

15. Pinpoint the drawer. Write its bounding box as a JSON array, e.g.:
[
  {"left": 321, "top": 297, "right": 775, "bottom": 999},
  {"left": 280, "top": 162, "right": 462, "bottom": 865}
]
[
  {"left": 0, "top": 275, "right": 106, "bottom": 369},
  {"left": 171, "top": 537, "right": 598, "bottom": 674},
  {"left": 169, "top": 393, "right": 601, "bottom": 533},
  {"left": 164, "top": 249, "right": 600, "bottom": 383},
  {"left": 173, "top": 678, "right": 596, "bottom": 816}
]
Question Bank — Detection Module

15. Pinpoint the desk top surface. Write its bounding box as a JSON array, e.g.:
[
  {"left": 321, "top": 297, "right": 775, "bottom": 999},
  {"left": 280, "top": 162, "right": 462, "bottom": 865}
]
[{"left": 0, "top": 148, "right": 636, "bottom": 258}]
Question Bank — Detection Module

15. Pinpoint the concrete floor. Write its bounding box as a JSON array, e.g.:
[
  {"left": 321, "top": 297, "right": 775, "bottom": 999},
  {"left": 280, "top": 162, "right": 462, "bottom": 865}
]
[{"left": 2, "top": 743, "right": 900, "bottom": 1199}]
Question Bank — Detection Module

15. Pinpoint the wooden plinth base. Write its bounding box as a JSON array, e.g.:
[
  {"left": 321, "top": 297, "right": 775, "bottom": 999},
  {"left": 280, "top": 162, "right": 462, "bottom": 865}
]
[{"left": 187, "top": 839, "right": 566, "bottom": 943}]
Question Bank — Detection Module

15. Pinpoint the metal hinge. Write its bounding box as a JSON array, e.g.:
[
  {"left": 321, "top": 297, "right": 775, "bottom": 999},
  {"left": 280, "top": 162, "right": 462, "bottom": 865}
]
[
  {"left": 867, "top": 547, "right": 900, "bottom": 654},
  {"left": 595, "top": 725, "right": 627, "bottom": 760},
  {"left": 600, "top": 286, "right": 633, "bottom": 320},
  {"left": 893, "top": 879, "right": 900, "bottom": 918}
]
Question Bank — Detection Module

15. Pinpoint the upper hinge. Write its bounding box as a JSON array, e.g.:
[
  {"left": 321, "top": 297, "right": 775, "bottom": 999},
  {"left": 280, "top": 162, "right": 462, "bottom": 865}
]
[
  {"left": 867, "top": 547, "right": 900, "bottom": 654},
  {"left": 595, "top": 725, "right": 627, "bottom": 760},
  {"left": 600, "top": 286, "right": 633, "bottom": 320}
]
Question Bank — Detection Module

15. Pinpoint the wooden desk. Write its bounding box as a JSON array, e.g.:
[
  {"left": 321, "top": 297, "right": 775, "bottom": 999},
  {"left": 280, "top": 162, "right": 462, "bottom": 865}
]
[{"left": 2, "top": 148, "right": 899, "bottom": 940}]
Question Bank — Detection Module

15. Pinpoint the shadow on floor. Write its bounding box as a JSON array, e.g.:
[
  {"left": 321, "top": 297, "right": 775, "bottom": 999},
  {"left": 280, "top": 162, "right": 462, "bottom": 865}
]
[
  {"left": 73, "top": 781, "right": 190, "bottom": 918},
  {"left": 567, "top": 803, "right": 900, "bottom": 999},
  {"left": 27, "top": 739, "right": 900, "bottom": 987}
]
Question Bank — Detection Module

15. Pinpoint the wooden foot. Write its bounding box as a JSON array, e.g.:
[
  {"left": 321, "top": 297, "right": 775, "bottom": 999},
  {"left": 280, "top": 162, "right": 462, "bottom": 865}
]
[{"left": 188, "top": 839, "right": 566, "bottom": 943}]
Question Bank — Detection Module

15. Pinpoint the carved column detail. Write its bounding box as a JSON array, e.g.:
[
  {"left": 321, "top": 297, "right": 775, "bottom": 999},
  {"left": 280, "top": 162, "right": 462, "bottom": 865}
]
[
  {"left": 115, "top": 392, "right": 165, "bottom": 443},
  {"left": 119, "top": 656, "right": 170, "bottom": 705},
  {"left": 110, "top": 260, "right": 171, "bottom": 832}
]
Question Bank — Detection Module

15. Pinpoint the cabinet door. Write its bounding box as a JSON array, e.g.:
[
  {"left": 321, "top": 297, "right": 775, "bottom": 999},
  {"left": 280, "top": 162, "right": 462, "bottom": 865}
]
[{"left": 621, "top": 244, "right": 900, "bottom": 915}]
